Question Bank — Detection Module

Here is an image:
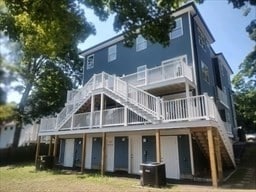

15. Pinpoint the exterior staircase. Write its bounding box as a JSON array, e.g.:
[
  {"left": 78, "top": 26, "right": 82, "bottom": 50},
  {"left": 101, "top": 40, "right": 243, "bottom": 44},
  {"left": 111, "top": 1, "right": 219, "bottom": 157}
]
[{"left": 56, "top": 72, "right": 161, "bottom": 130}]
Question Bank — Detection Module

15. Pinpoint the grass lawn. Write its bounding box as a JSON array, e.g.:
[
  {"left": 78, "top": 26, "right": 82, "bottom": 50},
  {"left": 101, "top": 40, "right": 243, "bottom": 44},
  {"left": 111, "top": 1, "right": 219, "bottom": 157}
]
[{"left": 1, "top": 144, "right": 255, "bottom": 192}]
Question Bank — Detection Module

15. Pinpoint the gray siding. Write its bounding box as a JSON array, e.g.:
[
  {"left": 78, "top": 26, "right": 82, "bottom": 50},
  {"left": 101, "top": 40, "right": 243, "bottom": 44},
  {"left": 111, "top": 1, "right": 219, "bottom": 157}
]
[{"left": 83, "top": 13, "right": 193, "bottom": 84}]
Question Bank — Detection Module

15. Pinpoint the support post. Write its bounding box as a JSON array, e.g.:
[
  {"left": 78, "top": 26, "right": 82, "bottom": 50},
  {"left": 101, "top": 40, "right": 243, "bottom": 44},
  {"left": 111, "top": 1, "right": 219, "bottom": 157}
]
[
  {"left": 81, "top": 134, "right": 87, "bottom": 173},
  {"left": 124, "top": 106, "right": 128, "bottom": 126},
  {"left": 185, "top": 82, "right": 191, "bottom": 120},
  {"left": 48, "top": 136, "right": 53, "bottom": 156},
  {"left": 207, "top": 127, "right": 218, "bottom": 188},
  {"left": 101, "top": 132, "right": 106, "bottom": 176},
  {"left": 156, "top": 129, "right": 161, "bottom": 162},
  {"left": 99, "top": 93, "right": 104, "bottom": 128},
  {"left": 35, "top": 136, "right": 41, "bottom": 166},
  {"left": 214, "top": 136, "right": 223, "bottom": 181},
  {"left": 53, "top": 135, "right": 59, "bottom": 162},
  {"left": 90, "top": 95, "right": 95, "bottom": 128}
]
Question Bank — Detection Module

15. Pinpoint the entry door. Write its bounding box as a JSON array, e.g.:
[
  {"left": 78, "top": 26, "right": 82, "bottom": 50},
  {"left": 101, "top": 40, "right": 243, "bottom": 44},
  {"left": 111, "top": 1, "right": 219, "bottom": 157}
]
[
  {"left": 130, "top": 135, "right": 142, "bottom": 174},
  {"left": 142, "top": 136, "right": 156, "bottom": 163},
  {"left": 114, "top": 136, "right": 128, "bottom": 171},
  {"left": 91, "top": 137, "right": 102, "bottom": 169},
  {"left": 160, "top": 136, "right": 180, "bottom": 179},
  {"left": 63, "top": 139, "right": 74, "bottom": 167},
  {"left": 73, "top": 138, "right": 83, "bottom": 167}
]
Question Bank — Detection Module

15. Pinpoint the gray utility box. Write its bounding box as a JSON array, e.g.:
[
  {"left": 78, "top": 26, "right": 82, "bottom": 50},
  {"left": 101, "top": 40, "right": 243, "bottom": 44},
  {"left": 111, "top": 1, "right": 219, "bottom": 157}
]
[{"left": 140, "top": 162, "right": 166, "bottom": 187}]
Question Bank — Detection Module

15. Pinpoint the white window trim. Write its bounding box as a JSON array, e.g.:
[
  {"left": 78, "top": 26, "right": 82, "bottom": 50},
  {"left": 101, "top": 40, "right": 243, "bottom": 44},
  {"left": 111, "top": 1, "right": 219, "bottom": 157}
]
[
  {"left": 136, "top": 35, "right": 147, "bottom": 52},
  {"left": 169, "top": 17, "right": 183, "bottom": 40},
  {"left": 87, "top": 54, "right": 94, "bottom": 70},
  {"left": 108, "top": 45, "right": 117, "bottom": 62}
]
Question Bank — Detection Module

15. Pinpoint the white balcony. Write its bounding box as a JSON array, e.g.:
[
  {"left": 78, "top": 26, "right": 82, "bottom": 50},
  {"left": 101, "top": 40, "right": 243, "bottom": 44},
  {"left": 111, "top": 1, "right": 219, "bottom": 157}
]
[{"left": 121, "top": 58, "right": 194, "bottom": 92}]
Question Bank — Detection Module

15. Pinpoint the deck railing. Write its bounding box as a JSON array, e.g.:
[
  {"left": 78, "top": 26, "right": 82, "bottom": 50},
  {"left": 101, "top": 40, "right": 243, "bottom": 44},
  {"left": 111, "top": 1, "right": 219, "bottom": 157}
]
[
  {"left": 121, "top": 59, "right": 193, "bottom": 87},
  {"left": 40, "top": 94, "right": 224, "bottom": 133}
]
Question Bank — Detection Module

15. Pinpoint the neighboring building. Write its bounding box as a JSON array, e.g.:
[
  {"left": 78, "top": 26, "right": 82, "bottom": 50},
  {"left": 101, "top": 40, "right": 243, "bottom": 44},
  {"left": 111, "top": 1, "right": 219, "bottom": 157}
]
[
  {"left": 0, "top": 121, "right": 16, "bottom": 149},
  {"left": 18, "top": 122, "right": 40, "bottom": 147},
  {"left": 38, "top": 2, "right": 237, "bottom": 186}
]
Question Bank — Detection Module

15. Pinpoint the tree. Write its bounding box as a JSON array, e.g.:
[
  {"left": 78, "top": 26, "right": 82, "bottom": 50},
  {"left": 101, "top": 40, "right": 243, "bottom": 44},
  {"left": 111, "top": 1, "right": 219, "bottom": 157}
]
[
  {"left": 230, "top": 0, "right": 256, "bottom": 131},
  {"left": 25, "top": 61, "right": 73, "bottom": 122}
]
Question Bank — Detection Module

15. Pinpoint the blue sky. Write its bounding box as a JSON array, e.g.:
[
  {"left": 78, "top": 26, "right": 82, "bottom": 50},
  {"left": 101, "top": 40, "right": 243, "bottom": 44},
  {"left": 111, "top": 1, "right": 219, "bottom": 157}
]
[
  {"left": 7, "top": 1, "right": 255, "bottom": 103},
  {"left": 79, "top": 0, "right": 255, "bottom": 74}
]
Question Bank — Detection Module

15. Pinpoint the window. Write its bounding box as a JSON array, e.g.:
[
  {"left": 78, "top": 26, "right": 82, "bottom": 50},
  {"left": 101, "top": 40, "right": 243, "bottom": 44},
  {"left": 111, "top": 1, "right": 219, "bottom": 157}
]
[
  {"left": 87, "top": 54, "right": 94, "bottom": 70},
  {"left": 201, "top": 61, "right": 209, "bottom": 83},
  {"left": 137, "top": 65, "right": 146, "bottom": 80},
  {"left": 108, "top": 45, "right": 117, "bottom": 62},
  {"left": 198, "top": 27, "right": 207, "bottom": 50},
  {"left": 136, "top": 35, "right": 147, "bottom": 52},
  {"left": 169, "top": 18, "right": 183, "bottom": 39}
]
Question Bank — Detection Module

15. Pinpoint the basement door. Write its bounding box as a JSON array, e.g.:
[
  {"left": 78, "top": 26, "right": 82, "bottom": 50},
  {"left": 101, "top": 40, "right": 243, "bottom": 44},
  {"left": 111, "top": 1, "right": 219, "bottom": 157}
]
[
  {"left": 160, "top": 136, "right": 180, "bottom": 179},
  {"left": 73, "top": 138, "right": 83, "bottom": 167},
  {"left": 114, "top": 136, "right": 128, "bottom": 171},
  {"left": 91, "top": 137, "right": 102, "bottom": 170},
  {"left": 142, "top": 136, "right": 156, "bottom": 163}
]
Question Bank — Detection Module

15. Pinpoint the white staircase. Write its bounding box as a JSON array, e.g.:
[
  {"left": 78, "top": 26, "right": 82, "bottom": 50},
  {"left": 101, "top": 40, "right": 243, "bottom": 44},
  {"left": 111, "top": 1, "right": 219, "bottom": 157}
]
[{"left": 56, "top": 72, "right": 162, "bottom": 130}]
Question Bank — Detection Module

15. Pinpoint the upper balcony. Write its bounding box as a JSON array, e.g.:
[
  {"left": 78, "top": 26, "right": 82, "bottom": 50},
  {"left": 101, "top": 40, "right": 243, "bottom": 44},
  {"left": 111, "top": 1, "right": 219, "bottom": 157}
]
[{"left": 121, "top": 56, "right": 195, "bottom": 95}]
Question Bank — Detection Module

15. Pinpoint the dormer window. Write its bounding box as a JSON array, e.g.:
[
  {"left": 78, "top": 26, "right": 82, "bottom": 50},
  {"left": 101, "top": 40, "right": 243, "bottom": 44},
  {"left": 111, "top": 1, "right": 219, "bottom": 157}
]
[
  {"left": 136, "top": 35, "right": 147, "bottom": 52},
  {"left": 87, "top": 54, "right": 94, "bottom": 70},
  {"left": 169, "top": 18, "right": 183, "bottom": 39}
]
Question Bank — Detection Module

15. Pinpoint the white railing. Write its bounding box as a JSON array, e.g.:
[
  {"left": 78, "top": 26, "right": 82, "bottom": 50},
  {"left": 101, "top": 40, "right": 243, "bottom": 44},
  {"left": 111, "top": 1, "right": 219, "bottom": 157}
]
[
  {"left": 163, "top": 95, "right": 208, "bottom": 121},
  {"left": 40, "top": 107, "right": 148, "bottom": 132},
  {"left": 102, "top": 73, "right": 161, "bottom": 119},
  {"left": 121, "top": 59, "right": 193, "bottom": 87},
  {"left": 217, "top": 87, "right": 229, "bottom": 108},
  {"left": 66, "top": 90, "right": 79, "bottom": 104},
  {"left": 40, "top": 117, "right": 57, "bottom": 132},
  {"left": 206, "top": 95, "right": 235, "bottom": 166}
]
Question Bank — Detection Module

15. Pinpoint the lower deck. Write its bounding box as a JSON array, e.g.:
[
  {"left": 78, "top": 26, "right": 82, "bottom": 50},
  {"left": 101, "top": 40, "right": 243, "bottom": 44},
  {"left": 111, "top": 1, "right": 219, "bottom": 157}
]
[{"left": 37, "top": 123, "right": 233, "bottom": 185}]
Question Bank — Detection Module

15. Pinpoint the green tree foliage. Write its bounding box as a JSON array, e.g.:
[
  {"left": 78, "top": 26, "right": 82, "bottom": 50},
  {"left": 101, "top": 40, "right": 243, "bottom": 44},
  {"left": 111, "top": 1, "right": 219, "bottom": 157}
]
[
  {"left": 0, "top": 103, "right": 17, "bottom": 124},
  {"left": 25, "top": 62, "right": 73, "bottom": 122},
  {"left": 0, "top": 0, "right": 94, "bottom": 118},
  {"left": 230, "top": 0, "right": 256, "bottom": 131}
]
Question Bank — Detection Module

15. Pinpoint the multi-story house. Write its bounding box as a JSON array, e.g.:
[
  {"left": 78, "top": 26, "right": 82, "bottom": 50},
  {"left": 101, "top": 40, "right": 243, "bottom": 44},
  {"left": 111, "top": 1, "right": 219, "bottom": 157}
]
[{"left": 37, "top": 2, "right": 237, "bottom": 187}]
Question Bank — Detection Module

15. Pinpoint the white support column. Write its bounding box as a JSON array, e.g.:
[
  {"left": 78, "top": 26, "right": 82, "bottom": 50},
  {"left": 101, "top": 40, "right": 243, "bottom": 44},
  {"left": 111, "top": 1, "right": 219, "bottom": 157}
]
[
  {"left": 186, "top": 82, "right": 191, "bottom": 120},
  {"left": 90, "top": 95, "right": 95, "bottom": 128},
  {"left": 71, "top": 115, "right": 74, "bottom": 130},
  {"left": 156, "top": 97, "right": 161, "bottom": 120},
  {"left": 124, "top": 106, "right": 128, "bottom": 126},
  {"left": 203, "top": 93, "right": 210, "bottom": 120},
  {"left": 99, "top": 93, "right": 104, "bottom": 128}
]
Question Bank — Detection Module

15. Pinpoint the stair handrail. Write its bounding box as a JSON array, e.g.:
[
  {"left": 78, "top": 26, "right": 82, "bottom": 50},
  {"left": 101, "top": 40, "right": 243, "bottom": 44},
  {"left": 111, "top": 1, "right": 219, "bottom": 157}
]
[
  {"left": 56, "top": 74, "right": 96, "bottom": 128},
  {"left": 205, "top": 94, "right": 236, "bottom": 166},
  {"left": 102, "top": 72, "right": 162, "bottom": 120}
]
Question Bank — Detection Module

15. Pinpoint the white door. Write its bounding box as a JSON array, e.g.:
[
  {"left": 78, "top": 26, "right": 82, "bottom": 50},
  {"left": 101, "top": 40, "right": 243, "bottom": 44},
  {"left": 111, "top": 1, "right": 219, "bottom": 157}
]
[
  {"left": 63, "top": 139, "right": 74, "bottom": 167},
  {"left": 130, "top": 135, "right": 142, "bottom": 174},
  {"left": 160, "top": 136, "right": 180, "bottom": 179}
]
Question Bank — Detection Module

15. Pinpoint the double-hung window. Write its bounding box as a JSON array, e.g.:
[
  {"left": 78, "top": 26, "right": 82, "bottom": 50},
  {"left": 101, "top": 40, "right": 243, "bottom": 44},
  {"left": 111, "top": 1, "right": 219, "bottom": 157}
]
[
  {"left": 87, "top": 54, "right": 94, "bottom": 70},
  {"left": 169, "top": 18, "right": 183, "bottom": 39},
  {"left": 136, "top": 35, "right": 147, "bottom": 52},
  {"left": 108, "top": 45, "right": 117, "bottom": 62}
]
